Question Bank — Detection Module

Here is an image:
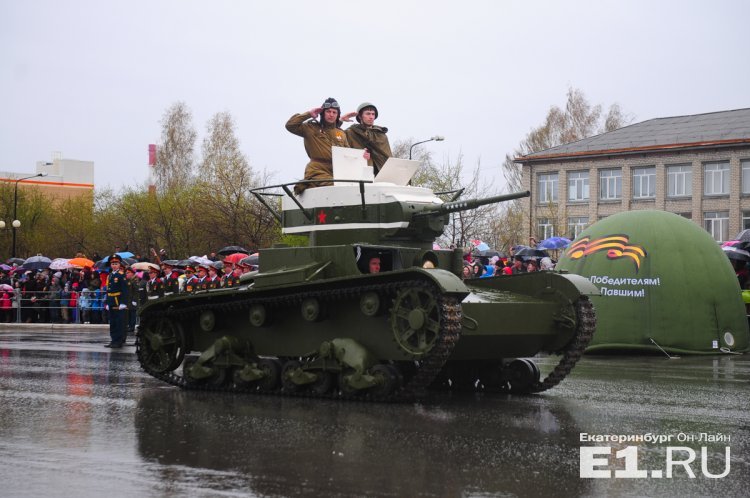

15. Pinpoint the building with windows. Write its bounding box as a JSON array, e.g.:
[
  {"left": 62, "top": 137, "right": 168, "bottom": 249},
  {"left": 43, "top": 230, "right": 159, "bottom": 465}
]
[
  {"left": 0, "top": 154, "right": 94, "bottom": 200},
  {"left": 515, "top": 108, "right": 750, "bottom": 243}
]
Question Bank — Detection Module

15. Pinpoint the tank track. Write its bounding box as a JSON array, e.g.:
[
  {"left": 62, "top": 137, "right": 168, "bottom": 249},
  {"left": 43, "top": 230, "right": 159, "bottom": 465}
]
[
  {"left": 529, "top": 295, "right": 596, "bottom": 393},
  {"left": 136, "top": 278, "right": 462, "bottom": 403}
]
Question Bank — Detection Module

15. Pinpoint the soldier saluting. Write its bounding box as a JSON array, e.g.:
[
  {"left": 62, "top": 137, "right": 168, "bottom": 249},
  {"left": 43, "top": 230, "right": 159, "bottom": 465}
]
[
  {"left": 343, "top": 102, "right": 393, "bottom": 175},
  {"left": 287, "top": 97, "right": 365, "bottom": 195},
  {"left": 105, "top": 254, "right": 129, "bottom": 349}
]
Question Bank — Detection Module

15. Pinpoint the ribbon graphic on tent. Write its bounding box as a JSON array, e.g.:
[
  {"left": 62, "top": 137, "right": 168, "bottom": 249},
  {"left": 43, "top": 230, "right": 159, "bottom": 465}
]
[{"left": 566, "top": 234, "right": 647, "bottom": 271}]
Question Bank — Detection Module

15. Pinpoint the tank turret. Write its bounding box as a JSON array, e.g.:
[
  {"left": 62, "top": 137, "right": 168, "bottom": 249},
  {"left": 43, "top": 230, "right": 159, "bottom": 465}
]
[{"left": 254, "top": 181, "right": 529, "bottom": 248}]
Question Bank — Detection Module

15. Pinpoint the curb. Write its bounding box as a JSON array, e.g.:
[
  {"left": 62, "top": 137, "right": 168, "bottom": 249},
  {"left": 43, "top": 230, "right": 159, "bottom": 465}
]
[{"left": 0, "top": 323, "right": 110, "bottom": 332}]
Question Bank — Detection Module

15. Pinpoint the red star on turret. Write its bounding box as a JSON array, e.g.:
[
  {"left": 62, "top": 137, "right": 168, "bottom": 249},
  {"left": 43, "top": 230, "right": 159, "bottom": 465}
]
[{"left": 317, "top": 210, "right": 327, "bottom": 224}]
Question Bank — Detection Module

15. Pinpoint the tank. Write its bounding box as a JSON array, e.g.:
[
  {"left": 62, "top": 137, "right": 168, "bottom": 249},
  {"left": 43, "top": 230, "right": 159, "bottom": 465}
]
[{"left": 136, "top": 172, "right": 598, "bottom": 401}]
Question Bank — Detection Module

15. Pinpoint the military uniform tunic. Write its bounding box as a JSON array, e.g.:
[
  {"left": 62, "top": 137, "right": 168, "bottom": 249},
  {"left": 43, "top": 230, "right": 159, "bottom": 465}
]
[
  {"left": 286, "top": 112, "right": 349, "bottom": 194},
  {"left": 345, "top": 124, "right": 393, "bottom": 174}
]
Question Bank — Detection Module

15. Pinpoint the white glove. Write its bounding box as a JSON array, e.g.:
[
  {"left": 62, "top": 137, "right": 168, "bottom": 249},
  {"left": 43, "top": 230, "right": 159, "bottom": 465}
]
[
  {"left": 131, "top": 301, "right": 137, "bottom": 307},
  {"left": 118, "top": 304, "right": 127, "bottom": 310},
  {"left": 105, "top": 305, "right": 109, "bottom": 311}
]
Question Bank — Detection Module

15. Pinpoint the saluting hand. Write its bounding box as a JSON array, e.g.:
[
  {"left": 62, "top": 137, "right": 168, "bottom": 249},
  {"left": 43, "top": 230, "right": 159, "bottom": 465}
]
[
  {"left": 341, "top": 111, "right": 357, "bottom": 122},
  {"left": 309, "top": 107, "right": 322, "bottom": 118}
]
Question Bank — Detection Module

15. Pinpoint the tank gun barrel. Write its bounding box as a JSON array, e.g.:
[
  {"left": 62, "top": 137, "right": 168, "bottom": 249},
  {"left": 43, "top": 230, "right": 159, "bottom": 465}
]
[{"left": 420, "top": 190, "right": 530, "bottom": 216}]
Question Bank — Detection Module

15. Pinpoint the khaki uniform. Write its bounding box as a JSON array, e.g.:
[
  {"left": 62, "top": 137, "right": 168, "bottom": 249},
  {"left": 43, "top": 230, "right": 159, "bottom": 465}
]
[
  {"left": 286, "top": 112, "right": 349, "bottom": 194},
  {"left": 345, "top": 124, "right": 393, "bottom": 174}
]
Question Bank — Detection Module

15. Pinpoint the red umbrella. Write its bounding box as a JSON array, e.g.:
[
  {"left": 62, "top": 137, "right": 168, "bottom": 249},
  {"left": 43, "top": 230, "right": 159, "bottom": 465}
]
[{"left": 223, "top": 252, "right": 247, "bottom": 265}]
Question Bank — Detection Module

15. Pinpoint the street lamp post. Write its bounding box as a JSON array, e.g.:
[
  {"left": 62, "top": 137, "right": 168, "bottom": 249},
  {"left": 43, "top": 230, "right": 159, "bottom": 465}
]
[
  {"left": 409, "top": 136, "right": 445, "bottom": 160},
  {"left": 11, "top": 173, "right": 47, "bottom": 258}
]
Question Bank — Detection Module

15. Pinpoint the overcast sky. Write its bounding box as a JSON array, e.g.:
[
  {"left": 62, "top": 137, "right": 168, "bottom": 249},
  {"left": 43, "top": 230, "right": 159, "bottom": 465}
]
[{"left": 2, "top": 0, "right": 748, "bottom": 192}]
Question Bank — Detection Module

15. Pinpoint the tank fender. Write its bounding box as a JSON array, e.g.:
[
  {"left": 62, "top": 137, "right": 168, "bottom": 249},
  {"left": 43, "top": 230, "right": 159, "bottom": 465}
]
[
  {"left": 467, "top": 271, "right": 598, "bottom": 303},
  {"left": 409, "top": 268, "right": 469, "bottom": 297},
  {"left": 551, "top": 272, "right": 600, "bottom": 300}
]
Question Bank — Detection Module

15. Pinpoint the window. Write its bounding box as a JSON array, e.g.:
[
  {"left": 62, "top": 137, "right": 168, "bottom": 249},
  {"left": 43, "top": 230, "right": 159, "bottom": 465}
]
[
  {"left": 704, "top": 211, "right": 729, "bottom": 242},
  {"left": 599, "top": 169, "right": 622, "bottom": 200},
  {"left": 568, "top": 170, "right": 589, "bottom": 202},
  {"left": 567, "top": 216, "right": 589, "bottom": 239},
  {"left": 704, "top": 161, "right": 729, "bottom": 195},
  {"left": 742, "top": 160, "right": 750, "bottom": 194},
  {"left": 667, "top": 164, "right": 692, "bottom": 197},
  {"left": 537, "top": 217, "right": 554, "bottom": 240},
  {"left": 743, "top": 211, "right": 750, "bottom": 230},
  {"left": 632, "top": 166, "right": 655, "bottom": 199},
  {"left": 538, "top": 173, "right": 558, "bottom": 203}
]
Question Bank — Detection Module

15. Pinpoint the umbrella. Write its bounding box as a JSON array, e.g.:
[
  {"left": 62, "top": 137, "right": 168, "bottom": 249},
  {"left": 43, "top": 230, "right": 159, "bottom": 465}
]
[
  {"left": 189, "top": 255, "right": 213, "bottom": 266},
  {"left": 123, "top": 257, "right": 137, "bottom": 267},
  {"left": 21, "top": 255, "right": 52, "bottom": 271},
  {"left": 0, "top": 283, "right": 13, "bottom": 292},
  {"left": 722, "top": 246, "right": 750, "bottom": 262},
  {"left": 722, "top": 240, "right": 740, "bottom": 247},
  {"left": 537, "top": 236, "right": 572, "bottom": 250},
  {"left": 99, "top": 252, "right": 135, "bottom": 264},
  {"left": 218, "top": 245, "right": 249, "bottom": 256},
  {"left": 50, "top": 258, "right": 74, "bottom": 270},
  {"left": 471, "top": 239, "right": 490, "bottom": 251},
  {"left": 131, "top": 261, "right": 160, "bottom": 272},
  {"left": 6, "top": 258, "right": 25, "bottom": 266},
  {"left": 223, "top": 252, "right": 248, "bottom": 265},
  {"left": 735, "top": 230, "right": 750, "bottom": 242},
  {"left": 514, "top": 247, "right": 548, "bottom": 259},
  {"left": 240, "top": 254, "right": 259, "bottom": 267},
  {"left": 0, "top": 264, "right": 11, "bottom": 272},
  {"left": 68, "top": 257, "right": 95, "bottom": 268}
]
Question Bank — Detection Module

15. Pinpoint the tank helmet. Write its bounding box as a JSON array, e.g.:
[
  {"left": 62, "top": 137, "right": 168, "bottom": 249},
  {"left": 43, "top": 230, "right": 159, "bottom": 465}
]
[
  {"left": 356, "top": 102, "right": 378, "bottom": 123},
  {"left": 320, "top": 97, "right": 341, "bottom": 126}
]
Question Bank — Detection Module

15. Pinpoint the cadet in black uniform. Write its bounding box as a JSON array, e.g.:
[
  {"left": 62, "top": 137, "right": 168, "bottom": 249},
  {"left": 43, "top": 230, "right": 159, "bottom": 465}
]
[{"left": 105, "top": 254, "right": 129, "bottom": 349}]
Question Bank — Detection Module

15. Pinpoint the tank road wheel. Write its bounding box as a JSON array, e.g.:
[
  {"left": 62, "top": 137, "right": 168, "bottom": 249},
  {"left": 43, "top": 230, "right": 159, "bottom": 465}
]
[
  {"left": 310, "top": 371, "right": 335, "bottom": 395},
  {"left": 256, "top": 358, "right": 281, "bottom": 392},
  {"left": 506, "top": 359, "right": 541, "bottom": 394},
  {"left": 138, "top": 318, "right": 186, "bottom": 373},
  {"left": 281, "top": 360, "right": 302, "bottom": 393},
  {"left": 390, "top": 285, "right": 442, "bottom": 357},
  {"left": 369, "top": 364, "right": 402, "bottom": 398}
]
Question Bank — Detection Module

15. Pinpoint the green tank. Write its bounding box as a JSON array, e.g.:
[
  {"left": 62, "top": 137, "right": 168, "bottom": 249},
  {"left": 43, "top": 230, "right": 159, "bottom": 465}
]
[{"left": 136, "top": 177, "right": 598, "bottom": 401}]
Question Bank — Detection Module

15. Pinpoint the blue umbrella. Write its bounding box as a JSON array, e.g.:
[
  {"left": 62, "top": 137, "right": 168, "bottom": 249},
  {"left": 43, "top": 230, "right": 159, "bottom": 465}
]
[{"left": 537, "top": 237, "right": 572, "bottom": 250}]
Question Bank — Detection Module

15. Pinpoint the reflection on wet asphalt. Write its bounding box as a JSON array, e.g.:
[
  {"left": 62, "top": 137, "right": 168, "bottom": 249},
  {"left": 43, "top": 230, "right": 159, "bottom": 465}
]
[{"left": 0, "top": 329, "right": 748, "bottom": 497}]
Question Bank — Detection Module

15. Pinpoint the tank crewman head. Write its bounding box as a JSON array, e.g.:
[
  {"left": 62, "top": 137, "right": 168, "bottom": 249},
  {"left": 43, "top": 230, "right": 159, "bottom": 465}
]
[
  {"left": 356, "top": 102, "right": 378, "bottom": 126},
  {"left": 320, "top": 97, "right": 341, "bottom": 127},
  {"left": 368, "top": 256, "right": 381, "bottom": 274}
]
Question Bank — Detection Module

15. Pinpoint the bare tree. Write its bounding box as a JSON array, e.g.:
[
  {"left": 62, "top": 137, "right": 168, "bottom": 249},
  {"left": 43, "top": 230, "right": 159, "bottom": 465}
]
[
  {"left": 155, "top": 102, "right": 197, "bottom": 192},
  {"left": 502, "top": 87, "right": 633, "bottom": 192}
]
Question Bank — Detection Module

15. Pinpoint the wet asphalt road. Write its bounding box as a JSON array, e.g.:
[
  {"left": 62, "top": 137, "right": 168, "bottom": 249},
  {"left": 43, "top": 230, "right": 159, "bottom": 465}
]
[{"left": 0, "top": 328, "right": 748, "bottom": 498}]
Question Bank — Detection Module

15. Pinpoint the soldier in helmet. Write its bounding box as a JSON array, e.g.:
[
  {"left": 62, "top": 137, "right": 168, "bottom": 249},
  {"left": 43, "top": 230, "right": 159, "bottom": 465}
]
[
  {"left": 104, "top": 254, "right": 129, "bottom": 349},
  {"left": 287, "top": 97, "right": 360, "bottom": 195},
  {"left": 343, "top": 102, "right": 393, "bottom": 175}
]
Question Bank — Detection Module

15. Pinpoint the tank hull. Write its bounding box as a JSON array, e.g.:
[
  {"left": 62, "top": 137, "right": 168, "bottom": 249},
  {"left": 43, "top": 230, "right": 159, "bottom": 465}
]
[{"left": 137, "top": 248, "right": 597, "bottom": 401}]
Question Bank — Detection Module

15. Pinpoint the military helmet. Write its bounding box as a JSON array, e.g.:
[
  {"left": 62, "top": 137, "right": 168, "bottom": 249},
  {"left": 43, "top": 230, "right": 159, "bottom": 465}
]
[{"left": 356, "top": 102, "right": 378, "bottom": 123}]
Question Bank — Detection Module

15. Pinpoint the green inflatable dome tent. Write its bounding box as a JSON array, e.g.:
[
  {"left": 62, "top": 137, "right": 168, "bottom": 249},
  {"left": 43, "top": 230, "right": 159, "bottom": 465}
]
[{"left": 556, "top": 210, "right": 749, "bottom": 354}]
